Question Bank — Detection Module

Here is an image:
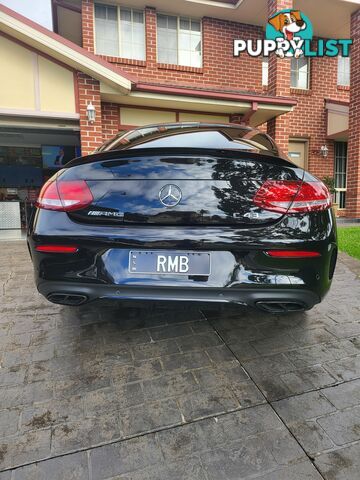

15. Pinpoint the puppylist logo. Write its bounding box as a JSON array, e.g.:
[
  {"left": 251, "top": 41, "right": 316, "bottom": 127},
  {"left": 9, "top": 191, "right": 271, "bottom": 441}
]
[{"left": 234, "top": 9, "right": 352, "bottom": 58}]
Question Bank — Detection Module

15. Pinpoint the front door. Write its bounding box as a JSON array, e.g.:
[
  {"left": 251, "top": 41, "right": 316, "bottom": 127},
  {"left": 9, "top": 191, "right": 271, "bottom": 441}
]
[{"left": 288, "top": 141, "right": 308, "bottom": 169}]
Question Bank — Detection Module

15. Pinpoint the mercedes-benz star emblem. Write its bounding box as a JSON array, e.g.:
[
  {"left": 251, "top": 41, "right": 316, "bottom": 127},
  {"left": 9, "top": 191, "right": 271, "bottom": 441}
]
[{"left": 159, "top": 184, "right": 182, "bottom": 208}]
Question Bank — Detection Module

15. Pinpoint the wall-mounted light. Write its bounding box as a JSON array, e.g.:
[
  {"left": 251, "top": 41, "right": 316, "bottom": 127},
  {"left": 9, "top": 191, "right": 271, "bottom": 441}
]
[
  {"left": 320, "top": 145, "right": 329, "bottom": 158},
  {"left": 86, "top": 102, "right": 96, "bottom": 124}
]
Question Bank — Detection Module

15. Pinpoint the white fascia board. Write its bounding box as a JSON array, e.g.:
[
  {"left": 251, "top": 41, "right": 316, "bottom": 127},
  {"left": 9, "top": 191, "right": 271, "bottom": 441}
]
[{"left": 129, "top": 91, "right": 251, "bottom": 109}]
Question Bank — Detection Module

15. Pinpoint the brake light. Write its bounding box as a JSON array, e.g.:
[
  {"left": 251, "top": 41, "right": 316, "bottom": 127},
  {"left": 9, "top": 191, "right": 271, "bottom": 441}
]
[
  {"left": 35, "top": 245, "right": 78, "bottom": 253},
  {"left": 36, "top": 179, "right": 93, "bottom": 211},
  {"left": 253, "top": 180, "right": 331, "bottom": 214},
  {"left": 266, "top": 250, "right": 321, "bottom": 258}
]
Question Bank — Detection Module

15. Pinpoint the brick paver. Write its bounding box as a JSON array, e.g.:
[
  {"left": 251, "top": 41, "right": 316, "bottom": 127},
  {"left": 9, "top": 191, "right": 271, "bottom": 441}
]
[{"left": 0, "top": 242, "right": 359, "bottom": 479}]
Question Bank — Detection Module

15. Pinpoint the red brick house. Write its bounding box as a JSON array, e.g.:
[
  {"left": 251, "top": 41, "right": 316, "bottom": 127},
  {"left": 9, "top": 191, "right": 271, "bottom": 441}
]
[{"left": 0, "top": 0, "right": 359, "bottom": 230}]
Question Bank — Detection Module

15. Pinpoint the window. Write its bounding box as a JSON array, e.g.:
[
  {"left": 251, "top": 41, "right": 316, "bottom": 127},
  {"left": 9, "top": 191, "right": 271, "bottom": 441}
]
[
  {"left": 291, "top": 57, "right": 310, "bottom": 89},
  {"left": 94, "top": 4, "right": 118, "bottom": 56},
  {"left": 119, "top": 8, "right": 145, "bottom": 61},
  {"left": 334, "top": 142, "right": 347, "bottom": 209},
  {"left": 262, "top": 57, "right": 268, "bottom": 86},
  {"left": 338, "top": 55, "right": 350, "bottom": 86},
  {"left": 94, "top": 4, "right": 145, "bottom": 60},
  {"left": 157, "top": 14, "right": 202, "bottom": 67}
]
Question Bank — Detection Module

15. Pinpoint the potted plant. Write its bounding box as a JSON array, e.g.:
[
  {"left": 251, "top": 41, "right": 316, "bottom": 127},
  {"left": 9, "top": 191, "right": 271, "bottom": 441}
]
[{"left": 322, "top": 176, "right": 339, "bottom": 217}]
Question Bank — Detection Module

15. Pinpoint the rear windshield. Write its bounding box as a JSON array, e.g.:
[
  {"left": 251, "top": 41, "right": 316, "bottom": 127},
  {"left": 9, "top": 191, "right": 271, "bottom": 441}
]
[{"left": 96, "top": 123, "right": 281, "bottom": 157}]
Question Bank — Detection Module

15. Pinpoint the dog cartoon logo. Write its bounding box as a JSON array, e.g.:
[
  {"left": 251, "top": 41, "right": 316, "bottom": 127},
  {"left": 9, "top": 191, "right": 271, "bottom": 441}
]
[
  {"left": 234, "top": 9, "right": 351, "bottom": 59},
  {"left": 266, "top": 9, "right": 313, "bottom": 58}
]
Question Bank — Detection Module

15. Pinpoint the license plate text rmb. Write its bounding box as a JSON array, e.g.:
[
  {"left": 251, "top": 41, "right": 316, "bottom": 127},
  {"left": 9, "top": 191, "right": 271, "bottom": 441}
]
[{"left": 157, "top": 255, "right": 189, "bottom": 273}]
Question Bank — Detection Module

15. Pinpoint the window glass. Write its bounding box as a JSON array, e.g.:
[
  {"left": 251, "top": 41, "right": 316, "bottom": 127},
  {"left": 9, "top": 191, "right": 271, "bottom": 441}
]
[
  {"left": 191, "top": 20, "right": 201, "bottom": 32},
  {"left": 180, "top": 17, "right": 190, "bottom": 30},
  {"left": 290, "top": 57, "right": 309, "bottom": 89},
  {"left": 95, "top": 4, "right": 106, "bottom": 20},
  {"left": 179, "top": 17, "right": 201, "bottom": 67},
  {"left": 168, "top": 16, "right": 177, "bottom": 29},
  {"left": 157, "top": 15, "right": 202, "bottom": 67},
  {"left": 95, "top": 4, "right": 119, "bottom": 56},
  {"left": 120, "top": 8, "right": 131, "bottom": 22},
  {"left": 95, "top": 4, "right": 145, "bottom": 60},
  {"left": 157, "top": 14, "right": 167, "bottom": 28},
  {"left": 337, "top": 55, "right": 350, "bottom": 86},
  {"left": 120, "top": 8, "right": 145, "bottom": 60},
  {"left": 157, "top": 15, "right": 178, "bottom": 64},
  {"left": 133, "top": 11, "right": 143, "bottom": 23}
]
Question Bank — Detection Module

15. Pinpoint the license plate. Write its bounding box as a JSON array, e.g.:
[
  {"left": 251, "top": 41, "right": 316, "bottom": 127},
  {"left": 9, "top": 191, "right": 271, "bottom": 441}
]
[{"left": 129, "top": 251, "right": 211, "bottom": 275}]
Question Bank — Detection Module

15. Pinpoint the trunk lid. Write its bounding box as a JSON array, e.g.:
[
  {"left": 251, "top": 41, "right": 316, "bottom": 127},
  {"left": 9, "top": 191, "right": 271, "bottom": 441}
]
[{"left": 63, "top": 152, "right": 304, "bottom": 226}]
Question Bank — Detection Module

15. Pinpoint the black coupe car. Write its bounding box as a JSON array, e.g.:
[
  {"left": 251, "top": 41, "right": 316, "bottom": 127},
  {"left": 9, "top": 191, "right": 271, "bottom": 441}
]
[{"left": 28, "top": 123, "right": 337, "bottom": 313}]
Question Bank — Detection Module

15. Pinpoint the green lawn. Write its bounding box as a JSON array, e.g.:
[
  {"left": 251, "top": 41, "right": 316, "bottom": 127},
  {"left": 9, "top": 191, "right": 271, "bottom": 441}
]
[{"left": 337, "top": 227, "right": 360, "bottom": 261}]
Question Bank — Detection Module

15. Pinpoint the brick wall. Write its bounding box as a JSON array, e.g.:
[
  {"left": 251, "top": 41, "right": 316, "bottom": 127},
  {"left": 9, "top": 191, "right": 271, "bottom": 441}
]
[
  {"left": 81, "top": 3, "right": 265, "bottom": 93},
  {"left": 266, "top": 0, "right": 292, "bottom": 154},
  {"left": 77, "top": 73, "right": 103, "bottom": 156},
  {"left": 347, "top": 8, "right": 360, "bottom": 217},
  {"left": 268, "top": 0, "right": 294, "bottom": 11},
  {"left": 267, "top": 62, "right": 291, "bottom": 154},
  {"left": 101, "top": 103, "right": 120, "bottom": 141},
  {"left": 81, "top": 0, "right": 94, "bottom": 53}
]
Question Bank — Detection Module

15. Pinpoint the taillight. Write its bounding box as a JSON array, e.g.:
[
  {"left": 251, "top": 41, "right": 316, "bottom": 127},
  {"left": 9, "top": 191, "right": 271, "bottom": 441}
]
[
  {"left": 35, "top": 245, "right": 78, "bottom": 253},
  {"left": 253, "top": 180, "right": 331, "bottom": 214},
  {"left": 265, "top": 250, "right": 321, "bottom": 258},
  {"left": 36, "top": 179, "right": 93, "bottom": 211}
]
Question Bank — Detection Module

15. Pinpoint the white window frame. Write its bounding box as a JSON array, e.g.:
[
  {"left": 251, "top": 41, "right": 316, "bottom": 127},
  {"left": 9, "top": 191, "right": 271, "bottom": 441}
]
[
  {"left": 262, "top": 57, "right": 268, "bottom": 86},
  {"left": 156, "top": 14, "right": 202, "bottom": 68},
  {"left": 94, "top": 3, "right": 145, "bottom": 60},
  {"left": 337, "top": 55, "right": 350, "bottom": 87},
  {"left": 290, "top": 56, "right": 310, "bottom": 89}
]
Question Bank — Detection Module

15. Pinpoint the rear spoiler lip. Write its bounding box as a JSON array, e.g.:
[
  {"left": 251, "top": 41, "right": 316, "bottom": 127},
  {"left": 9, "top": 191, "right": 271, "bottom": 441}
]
[{"left": 65, "top": 147, "right": 296, "bottom": 169}]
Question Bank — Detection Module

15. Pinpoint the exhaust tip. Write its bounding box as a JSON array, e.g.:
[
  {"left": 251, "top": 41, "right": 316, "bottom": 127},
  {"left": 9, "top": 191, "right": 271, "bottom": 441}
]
[
  {"left": 47, "top": 293, "right": 88, "bottom": 306},
  {"left": 256, "top": 301, "right": 306, "bottom": 314}
]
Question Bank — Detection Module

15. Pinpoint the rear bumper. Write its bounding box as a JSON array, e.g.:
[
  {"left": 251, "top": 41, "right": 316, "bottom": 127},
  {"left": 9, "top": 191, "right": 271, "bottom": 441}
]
[
  {"left": 31, "top": 242, "right": 336, "bottom": 307},
  {"left": 37, "top": 281, "right": 320, "bottom": 312},
  {"left": 29, "top": 209, "right": 337, "bottom": 312}
]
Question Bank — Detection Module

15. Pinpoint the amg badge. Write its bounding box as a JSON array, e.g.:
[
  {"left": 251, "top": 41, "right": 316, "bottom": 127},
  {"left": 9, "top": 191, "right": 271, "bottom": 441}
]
[{"left": 87, "top": 211, "right": 123, "bottom": 217}]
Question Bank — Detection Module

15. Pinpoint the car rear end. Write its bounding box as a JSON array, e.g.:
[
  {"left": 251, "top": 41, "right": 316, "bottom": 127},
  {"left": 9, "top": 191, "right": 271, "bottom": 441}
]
[{"left": 28, "top": 124, "right": 337, "bottom": 313}]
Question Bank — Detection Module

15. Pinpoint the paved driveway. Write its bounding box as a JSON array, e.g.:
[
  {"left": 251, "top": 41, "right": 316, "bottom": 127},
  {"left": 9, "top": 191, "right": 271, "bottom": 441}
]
[{"left": 0, "top": 242, "right": 360, "bottom": 479}]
